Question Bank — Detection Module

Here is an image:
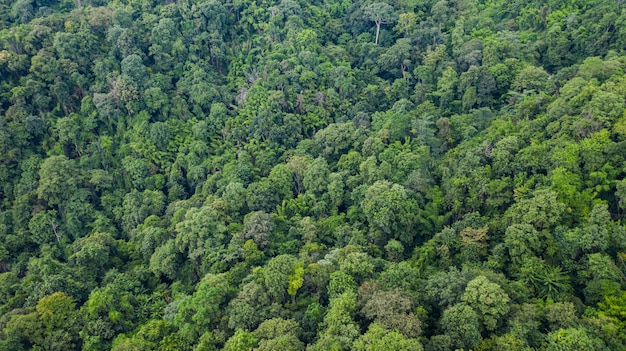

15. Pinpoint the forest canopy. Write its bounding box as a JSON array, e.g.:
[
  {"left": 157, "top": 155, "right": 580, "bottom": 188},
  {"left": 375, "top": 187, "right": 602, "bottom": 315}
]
[{"left": 0, "top": 0, "right": 626, "bottom": 350}]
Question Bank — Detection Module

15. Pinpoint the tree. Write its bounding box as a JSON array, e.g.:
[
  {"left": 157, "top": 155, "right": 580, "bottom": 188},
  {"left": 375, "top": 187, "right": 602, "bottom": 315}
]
[
  {"left": 144, "top": 87, "right": 169, "bottom": 116},
  {"left": 174, "top": 274, "right": 231, "bottom": 339},
  {"left": 239, "top": 211, "right": 273, "bottom": 249},
  {"left": 580, "top": 253, "right": 624, "bottom": 305},
  {"left": 507, "top": 304, "right": 543, "bottom": 348},
  {"left": 227, "top": 282, "right": 271, "bottom": 331},
  {"left": 517, "top": 257, "right": 572, "bottom": 300},
  {"left": 37, "top": 155, "right": 79, "bottom": 207},
  {"left": 263, "top": 255, "right": 298, "bottom": 303},
  {"left": 149, "top": 240, "right": 180, "bottom": 280},
  {"left": 512, "top": 66, "right": 549, "bottom": 93},
  {"left": 253, "top": 318, "right": 305, "bottom": 351},
  {"left": 328, "top": 271, "right": 357, "bottom": 298},
  {"left": 150, "top": 18, "right": 179, "bottom": 55},
  {"left": 440, "top": 304, "right": 482, "bottom": 350},
  {"left": 122, "top": 156, "right": 150, "bottom": 190},
  {"left": 268, "top": 164, "right": 295, "bottom": 202},
  {"left": 121, "top": 190, "right": 166, "bottom": 234},
  {"left": 504, "top": 224, "right": 543, "bottom": 265},
  {"left": 309, "top": 292, "right": 360, "bottom": 351},
  {"left": 175, "top": 205, "right": 227, "bottom": 267},
  {"left": 461, "top": 276, "right": 510, "bottom": 331},
  {"left": 71, "top": 232, "right": 117, "bottom": 281},
  {"left": 303, "top": 157, "right": 330, "bottom": 197},
  {"left": 363, "top": 3, "right": 396, "bottom": 45},
  {"left": 247, "top": 179, "right": 281, "bottom": 213},
  {"left": 361, "top": 181, "right": 417, "bottom": 245},
  {"left": 434, "top": 67, "right": 458, "bottom": 110},
  {"left": 505, "top": 189, "right": 566, "bottom": 231},
  {"left": 224, "top": 329, "right": 257, "bottom": 351},
  {"left": 83, "top": 272, "right": 143, "bottom": 345},
  {"left": 111, "top": 334, "right": 152, "bottom": 351},
  {"left": 35, "top": 292, "right": 79, "bottom": 348},
  {"left": 222, "top": 182, "right": 248, "bottom": 217},
  {"left": 394, "top": 12, "right": 418, "bottom": 36},
  {"left": 459, "top": 66, "right": 496, "bottom": 109},
  {"left": 384, "top": 239, "right": 404, "bottom": 262},
  {"left": 313, "top": 123, "right": 359, "bottom": 161},
  {"left": 378, "top": 38, "right": 413, "bottom": 78},
  {"left": 3, "top": 309, "right": 43, "bottom": 350},
  {"left": 352, "top": 323, "right": 423, "bottom": 351},
  {"left": 378, "top": 261, "right": 421, "bottom": 292},
  {"left": 544, "top": 302, "right": 579, "bottom": 331},
  {"left": 460, "top": 225, "right": 490, "bottom": 258},
  {"left": 287, "top": 262, "right": 304, "bottom": 304},
  {"left": 339, "top": 251, "right": 374, "bottom": 284},
  {"left": 121, "top": 54, "right": 147, "bottom": 87},
  {"left": 545, "top": 328, "right": 608, "bottom": 351},
  {"left": 29, "top": 210, "right": 62, "bottom": 245},
  {"left": 563, "top": 204, "right": 611, "bottom": 259},
  {"left": 362, "top": 289, "right": 421, "bottom": 337},
  {"left": 12, "top": 0, "right": 34, "bottom": 23},
  {"left": 286, "top": 155, "right": 312, "bottom": 195}
]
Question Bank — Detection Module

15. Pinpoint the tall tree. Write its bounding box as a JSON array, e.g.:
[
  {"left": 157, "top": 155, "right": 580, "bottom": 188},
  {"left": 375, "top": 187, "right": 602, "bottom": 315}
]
[{"left": 363, "top": 3, "right": 396, "bottom": 45}]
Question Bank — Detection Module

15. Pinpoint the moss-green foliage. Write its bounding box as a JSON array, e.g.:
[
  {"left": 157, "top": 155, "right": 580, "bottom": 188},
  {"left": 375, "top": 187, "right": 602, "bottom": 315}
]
[{"left": 0, "top": 0, "right": 626, "bottom": 349}]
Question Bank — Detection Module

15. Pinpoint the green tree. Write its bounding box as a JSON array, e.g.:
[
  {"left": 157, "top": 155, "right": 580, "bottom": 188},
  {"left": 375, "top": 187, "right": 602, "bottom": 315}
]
[
  {"left": 35, "top": 292, "right": 80, "bottom": 349},
  {"left": 309, "top": 292, "right": 360, "bottom": 351},
  {"left": 362, "top": 289, "right": 421, "bottom": 337},
  {"left": 287, "top": 262, "right": 304, "bottom": 304},
  {"left": 544, "top": 302, "right": 579, "bottom": 331},
  {"left": 424, "top": 267, "right": 475, "bottom": 308},
  {"left": 121, "top": 190, "right": 166, "bottom": 233},
  {"left": 263, "top": 254, "right": 298, "bottom": 303},
  {"left": 223, "top": 329, "right": 257, "bottom": 351},
  {"left": 268, "top": 164, "right": 294, "bottom": 202},
  {"left": 149, "top": 240, "right": 180, "bottom": 280},
  {"left": 363, "top": 2, "right": 396, "bottom": 45},
  {"left": 504, "top": 224, "right": 543, "bottom": 265},
  {"left": 227, "top": 282, "right": 271, "bottom": 331},
  {"left": 253, "top": 318, "right": 304, "bottom": 351},
  {"left": 517, "top": 257, "right": 572, "bottom": 300},
  {"left": 247, "top": 179, "right": 281, "bottom": 213},
  {"left": 239, "top": 211, "right": 273, "bottom": 249},
  {"left": 545, "top": 328, "right": 608, "bottom": 351},
  {"left": 505, "top": 189, "right": 566, "bottom": 231},
  {"left": 512, "top": 66, "right": 549, "bottom": 93},
  {"left": 563, "top": 204, "right": 611, "bottom": 258},
  {"left": 384, "top": 239, "right": 404, "bottom": 262},
  {"left": 121, "top": 54, "right": 147, "bottom": 87},
  {"left": 339, "top": 251, "right": 374, "bottom": 284},
  {"left": 37, "top": 155, "right": 79, "bottom": 207},
  {"left": 361, "top": 181, "right": 417, "bottom": 245},
  {"left": 71, "top": 232, "right": 117, "bottom": 281},
  {"left": 352, "top": 323, "right": 423, "bottom": 351},
  {"left": 328, "top": 271, "right": 357, "bottom": 298},
  {"left": 174, "top": 274, "right": 232, "bottom": 340},
  {"left": 303, "top": 157, "right": 330, "bottom": 197},
  {"left": 28, "top": 210, "right": 61, "bottom": 245},
  {"left": 175, "top": 205, "right": 227, "bottom": 266},
  {"left": 440, "top": 303, "right": 482, "bottom": 351},
  {"left": 461, "top": 276, "right": 510, "bottom": 331}
]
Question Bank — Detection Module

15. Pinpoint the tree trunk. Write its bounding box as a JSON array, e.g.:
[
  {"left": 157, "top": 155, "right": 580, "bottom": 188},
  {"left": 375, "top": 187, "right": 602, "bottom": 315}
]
[{"left": 375, "top": 22, "right": 381, "bottom": 45}]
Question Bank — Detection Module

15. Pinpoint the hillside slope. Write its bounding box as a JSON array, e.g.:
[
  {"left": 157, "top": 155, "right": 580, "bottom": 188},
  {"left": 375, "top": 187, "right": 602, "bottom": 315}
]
[{"left": 0, "top": 0, "right": 626, "bottom": 350}]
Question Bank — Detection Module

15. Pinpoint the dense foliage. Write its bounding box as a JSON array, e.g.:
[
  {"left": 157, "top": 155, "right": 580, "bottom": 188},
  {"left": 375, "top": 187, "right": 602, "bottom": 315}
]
[{"left": 1, "top": 0, "right": 626, "bottom": 349}]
